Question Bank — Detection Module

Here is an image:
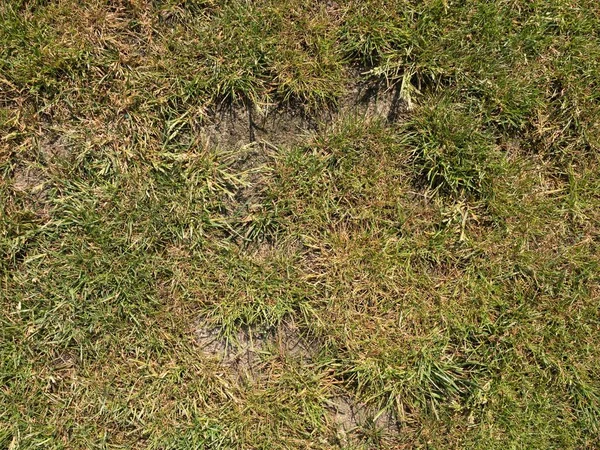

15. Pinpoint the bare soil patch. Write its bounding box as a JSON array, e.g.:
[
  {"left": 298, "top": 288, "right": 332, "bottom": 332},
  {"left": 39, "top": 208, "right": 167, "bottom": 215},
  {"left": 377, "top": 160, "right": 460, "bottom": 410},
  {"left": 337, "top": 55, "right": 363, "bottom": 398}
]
[
  {"left": 196, "top": 320, "right": 318, "bottom": 383},
  {"left": 204, "top": 79, "right": 406, "bottom": 151}
]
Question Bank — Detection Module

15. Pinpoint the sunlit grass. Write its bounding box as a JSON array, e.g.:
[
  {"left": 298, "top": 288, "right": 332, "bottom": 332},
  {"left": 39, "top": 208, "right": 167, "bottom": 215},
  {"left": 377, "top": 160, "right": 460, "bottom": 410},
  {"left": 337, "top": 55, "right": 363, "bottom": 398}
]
[{"left": 1, "top": 0, "right": 599, "bottom": 448}]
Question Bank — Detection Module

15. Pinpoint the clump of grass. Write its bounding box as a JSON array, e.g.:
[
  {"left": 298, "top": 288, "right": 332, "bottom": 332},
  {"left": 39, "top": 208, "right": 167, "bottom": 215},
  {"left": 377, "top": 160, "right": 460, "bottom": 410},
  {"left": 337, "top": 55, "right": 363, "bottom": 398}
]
[
  {"left": 171, "top": 0, "right": 345, "bottom": 108},
  {"left": 403, "top": 97, "right": 505, "bottom": 198}
]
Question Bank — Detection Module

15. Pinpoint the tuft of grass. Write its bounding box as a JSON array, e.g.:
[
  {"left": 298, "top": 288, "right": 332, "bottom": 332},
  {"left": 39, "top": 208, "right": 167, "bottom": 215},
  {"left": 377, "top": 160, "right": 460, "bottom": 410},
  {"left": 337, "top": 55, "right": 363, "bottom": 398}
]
[{"left": 403, "top": 96, "right": 505, "bottom": 198}]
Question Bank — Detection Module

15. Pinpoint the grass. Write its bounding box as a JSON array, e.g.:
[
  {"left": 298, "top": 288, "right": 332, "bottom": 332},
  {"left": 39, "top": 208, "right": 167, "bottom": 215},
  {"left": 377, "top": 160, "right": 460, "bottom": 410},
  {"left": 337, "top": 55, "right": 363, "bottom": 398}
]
[{"left": 1, "top": 0, "right": 600, "bottom": 448}]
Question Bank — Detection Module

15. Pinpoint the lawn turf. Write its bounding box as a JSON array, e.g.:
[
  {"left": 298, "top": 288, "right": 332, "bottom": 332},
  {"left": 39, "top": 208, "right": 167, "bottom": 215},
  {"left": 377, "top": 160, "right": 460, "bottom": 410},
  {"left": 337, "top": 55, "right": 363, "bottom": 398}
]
[{"left": 1, "top": 0, "right": 600, "bottom": 448}]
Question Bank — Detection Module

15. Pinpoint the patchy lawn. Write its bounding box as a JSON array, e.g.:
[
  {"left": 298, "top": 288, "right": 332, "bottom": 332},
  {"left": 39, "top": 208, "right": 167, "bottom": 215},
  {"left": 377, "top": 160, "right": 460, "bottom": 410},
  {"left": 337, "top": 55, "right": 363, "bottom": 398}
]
[{"left": 1, "top": 0, "right": 599, "bottom": 448}]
